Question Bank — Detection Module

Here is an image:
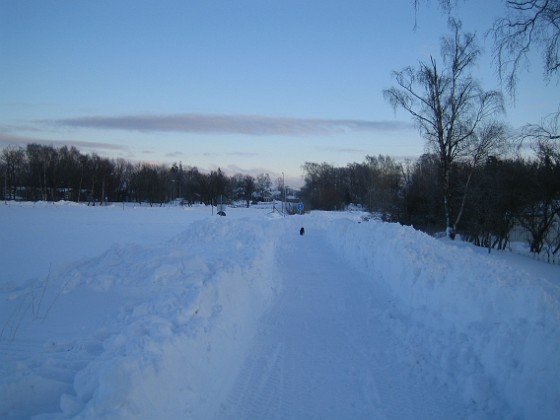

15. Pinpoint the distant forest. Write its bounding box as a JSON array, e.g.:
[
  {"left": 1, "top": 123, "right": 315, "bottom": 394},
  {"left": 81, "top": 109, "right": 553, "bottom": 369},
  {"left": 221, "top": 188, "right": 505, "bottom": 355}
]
[
  {"left": 1, "top": 142, "right": 560, "bottom": 257},
  {"left": 0, "top": 143, "right": 288, "bottom": 208}
]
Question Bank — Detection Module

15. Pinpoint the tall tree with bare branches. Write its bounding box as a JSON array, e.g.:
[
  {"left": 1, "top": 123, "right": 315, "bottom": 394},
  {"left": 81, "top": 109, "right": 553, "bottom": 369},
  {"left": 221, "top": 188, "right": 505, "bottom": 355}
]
[
  {"left": 416, "top": 0, "right": 559, "bottom": 140},
  {"left": 415, "top": 0, "right": 559, "bottom": 90},
  {"left": 491, "top": 0, "right": 560, "bottom": 95},
  {"left": 384, "top": 19, "right": 504, "bottom": 238}
]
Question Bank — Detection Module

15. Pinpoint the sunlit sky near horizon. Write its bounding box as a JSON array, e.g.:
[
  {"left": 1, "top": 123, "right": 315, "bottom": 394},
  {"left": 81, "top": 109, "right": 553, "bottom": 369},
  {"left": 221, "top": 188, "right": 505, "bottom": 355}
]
[{"left": 1, "top": 0, "right": 557, "bottom": 187}]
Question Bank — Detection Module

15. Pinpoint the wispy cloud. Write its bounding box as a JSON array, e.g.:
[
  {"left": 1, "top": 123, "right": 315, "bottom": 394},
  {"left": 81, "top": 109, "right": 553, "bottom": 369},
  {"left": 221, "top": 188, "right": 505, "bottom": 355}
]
[
  {"left": 320, "top": 146, "right": 370, "bottom": 154},
  {"left": 164, "top": 151, "right": 186, "bottom": 158},
  {"left": 52, "top": 113, "right": 413, "bottom": 136}
]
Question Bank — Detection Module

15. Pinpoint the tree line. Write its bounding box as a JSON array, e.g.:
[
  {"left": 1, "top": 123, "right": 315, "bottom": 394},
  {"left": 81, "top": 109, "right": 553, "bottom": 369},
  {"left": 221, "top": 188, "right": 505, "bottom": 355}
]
[
  {"left": 0, "top": 143, "right": 283, "bottom": 206},
  {"left": 299, "top": 144, "right": 560, "bottom": 256},
  {"left": 2, "top": 141, "right": 558, "bottom": 255}
]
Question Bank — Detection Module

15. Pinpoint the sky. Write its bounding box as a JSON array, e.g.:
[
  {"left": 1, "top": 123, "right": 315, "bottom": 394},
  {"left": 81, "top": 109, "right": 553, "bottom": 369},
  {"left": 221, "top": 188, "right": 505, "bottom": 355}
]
[{"left": 0, "top": 0, "right": 557, "bottom": 188}]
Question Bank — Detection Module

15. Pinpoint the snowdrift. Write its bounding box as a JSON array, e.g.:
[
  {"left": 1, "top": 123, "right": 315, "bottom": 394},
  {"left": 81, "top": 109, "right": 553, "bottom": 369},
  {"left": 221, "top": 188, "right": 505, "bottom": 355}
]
[
  {"left": 1, "top": 214, "right": 279, "bottom": 419},
  {"left": 325, "top": 217, "right": 560, "bottom": 419}
]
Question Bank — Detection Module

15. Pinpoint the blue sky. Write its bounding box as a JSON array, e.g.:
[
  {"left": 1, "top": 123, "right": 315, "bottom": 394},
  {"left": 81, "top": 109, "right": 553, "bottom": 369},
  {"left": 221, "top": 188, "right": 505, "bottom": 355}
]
[{"left": 0, "top": 0, "right": 557, "bottom": 187}]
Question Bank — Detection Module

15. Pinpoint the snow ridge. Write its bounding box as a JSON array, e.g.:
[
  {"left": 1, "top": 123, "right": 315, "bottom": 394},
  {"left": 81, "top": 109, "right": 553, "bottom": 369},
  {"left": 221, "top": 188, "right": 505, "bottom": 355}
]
[
  {"left": 326, "top": 218, "right": 560, "bottom": 419},
  {"left": 69, "top": 218, "right": 280, "bottom": 419},
  {"left": 1, "top": 216, "right": 279, "bottom": 419}
]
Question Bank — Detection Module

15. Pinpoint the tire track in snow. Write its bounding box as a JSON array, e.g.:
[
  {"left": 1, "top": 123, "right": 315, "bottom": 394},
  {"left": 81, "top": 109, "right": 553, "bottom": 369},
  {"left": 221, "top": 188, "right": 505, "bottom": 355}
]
[
  {"left": 217, "top": 221, "right": 470, "bottom": 419},
  {"left": 217, "top": 224, "right": 386, "bottom": 419}
]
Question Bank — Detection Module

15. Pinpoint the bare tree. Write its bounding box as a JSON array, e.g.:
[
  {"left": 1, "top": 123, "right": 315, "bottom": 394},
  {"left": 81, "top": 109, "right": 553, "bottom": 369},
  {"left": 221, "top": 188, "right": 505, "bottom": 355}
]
[
  {"left": 416, "top": 0, "right": 559, "bottom": 139},
  {"left": 255, "top": 173, "right": 272, "bottom": 201},
  {"left": 491, "top": 0, "right": 560, "bottom": 94},
  {"left": 493, "top": 1, "right": 560, "bottom": 141},
  {"left": 519, "top": 109, "right": 560, "bottom": 142},
  {"left": 414, "top": 1, "right": 559, "bottom": 86},
  {"left": 384, "top": 19, "right": 504, "bottom": 238},
  {"left": 241, "top": 175, "right": 256, "bottom": 208},
  {"left": 1, "top": 146, "right": 26, "bottom": 200},
  {"left": 453, "top": 121, "right": 508, "bottom": 230}
]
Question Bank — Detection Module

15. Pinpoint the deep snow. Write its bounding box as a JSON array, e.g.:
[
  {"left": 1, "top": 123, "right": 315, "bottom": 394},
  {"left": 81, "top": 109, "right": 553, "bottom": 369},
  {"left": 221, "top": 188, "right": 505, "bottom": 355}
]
[{"left": 1, "top": 202, "right": 559, "bottom": 419}]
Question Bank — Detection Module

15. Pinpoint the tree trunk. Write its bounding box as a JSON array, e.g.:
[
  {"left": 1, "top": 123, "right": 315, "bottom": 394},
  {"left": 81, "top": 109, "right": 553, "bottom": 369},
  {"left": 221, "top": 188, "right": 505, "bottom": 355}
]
[
  {"left": 453, "top": 168, "right": 474, "bottom": 234},
  {"left": 441, "top": 161, "right": 456, "bottom": 239}
]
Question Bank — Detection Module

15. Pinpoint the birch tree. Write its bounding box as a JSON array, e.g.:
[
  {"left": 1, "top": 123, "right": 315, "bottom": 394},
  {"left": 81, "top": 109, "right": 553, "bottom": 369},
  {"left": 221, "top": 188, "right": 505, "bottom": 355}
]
[
  {"left": 416, "top": 0, "right": 559, "bottom": 138},
  {"left": 384, "top": 19, "right": 504, "bottom": 238}
]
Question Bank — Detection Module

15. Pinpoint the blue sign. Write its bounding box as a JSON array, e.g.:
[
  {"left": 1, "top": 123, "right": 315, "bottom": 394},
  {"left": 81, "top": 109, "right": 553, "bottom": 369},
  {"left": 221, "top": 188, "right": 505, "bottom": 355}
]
[{"left": 296, "top": 202, "right": 304, "bottom": 211}]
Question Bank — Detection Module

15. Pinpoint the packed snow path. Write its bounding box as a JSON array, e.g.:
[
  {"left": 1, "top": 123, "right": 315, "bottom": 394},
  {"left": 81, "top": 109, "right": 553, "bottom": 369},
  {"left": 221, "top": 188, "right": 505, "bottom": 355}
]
[{"left": 218, "top": 225, "right": 468, "bottom": 419}]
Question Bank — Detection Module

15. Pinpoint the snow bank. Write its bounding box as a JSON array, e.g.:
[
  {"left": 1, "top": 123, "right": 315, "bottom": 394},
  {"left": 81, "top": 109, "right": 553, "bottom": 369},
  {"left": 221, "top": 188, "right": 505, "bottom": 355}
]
[
  {"left": 326, "top": 218, "right": 560, "bottom": 419},
  {"left": 1, "top": 215, "right": 279, "bottom": 419},
  {"left": 69, "top": 218, "right": 280, "bottom": 419}
]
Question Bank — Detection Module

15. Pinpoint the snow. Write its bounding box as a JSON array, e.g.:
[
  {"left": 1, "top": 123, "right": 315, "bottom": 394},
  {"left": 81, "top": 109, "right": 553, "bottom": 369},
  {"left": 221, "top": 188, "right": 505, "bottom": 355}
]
[{"left": 1, "top": 202, "right": 559, "bottom": 419}]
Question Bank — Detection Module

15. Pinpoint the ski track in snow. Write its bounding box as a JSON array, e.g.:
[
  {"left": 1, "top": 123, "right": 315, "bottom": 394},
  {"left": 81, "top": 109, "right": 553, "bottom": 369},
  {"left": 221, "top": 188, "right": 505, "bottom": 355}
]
[{"left": 217, "top": 222, "right": 468, "bottom": 420}]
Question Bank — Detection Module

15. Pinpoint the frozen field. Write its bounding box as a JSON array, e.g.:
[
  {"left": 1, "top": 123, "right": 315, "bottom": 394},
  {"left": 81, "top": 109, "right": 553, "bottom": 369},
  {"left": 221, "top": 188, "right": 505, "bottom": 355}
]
[{"left": 1, "top": 202, "right": 559, "bottom": 419}]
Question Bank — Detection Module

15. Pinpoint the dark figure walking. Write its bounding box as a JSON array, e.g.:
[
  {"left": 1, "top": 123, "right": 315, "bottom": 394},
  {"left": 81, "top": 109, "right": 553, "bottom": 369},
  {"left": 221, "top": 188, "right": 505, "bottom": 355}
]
[{"left": 300, "top": 227, "right": 305, "bottom": 236}]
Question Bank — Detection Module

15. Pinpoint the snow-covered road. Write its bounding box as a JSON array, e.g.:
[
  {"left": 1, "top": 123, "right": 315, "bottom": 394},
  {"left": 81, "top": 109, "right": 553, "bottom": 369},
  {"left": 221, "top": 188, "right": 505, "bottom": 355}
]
[{"left": 218, "top": 224, "right": 469, "bottom": 419}]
